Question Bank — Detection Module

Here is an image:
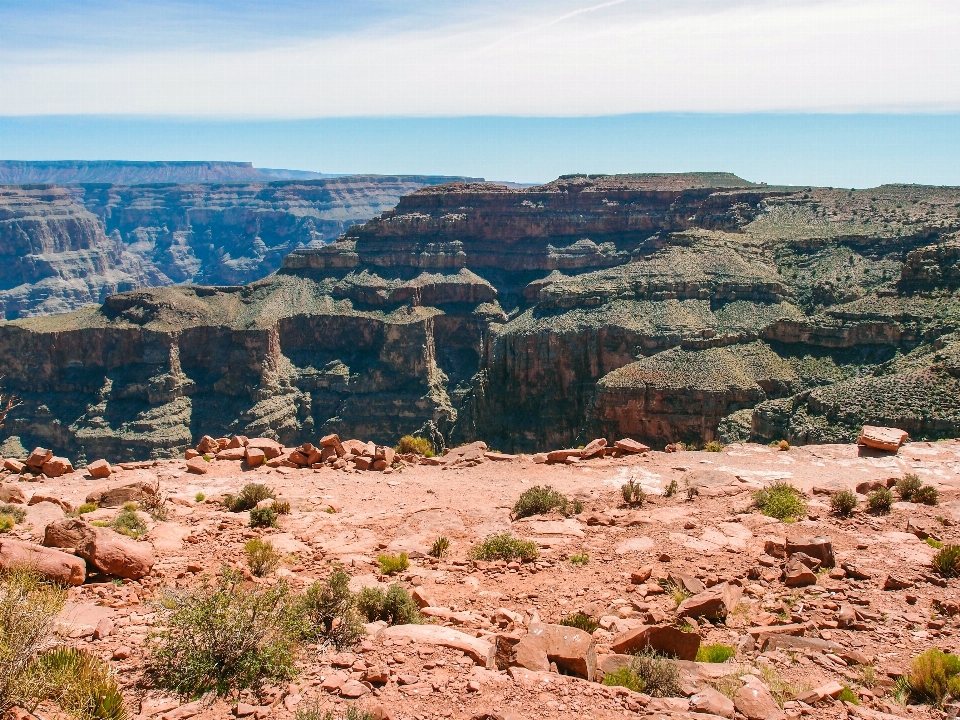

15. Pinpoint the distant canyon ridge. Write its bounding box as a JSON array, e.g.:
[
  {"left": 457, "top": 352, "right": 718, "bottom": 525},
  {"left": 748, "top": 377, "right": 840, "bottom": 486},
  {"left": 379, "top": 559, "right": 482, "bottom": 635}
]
[{"left": 0, "top": 171, "right": 957, "bottom": 460}]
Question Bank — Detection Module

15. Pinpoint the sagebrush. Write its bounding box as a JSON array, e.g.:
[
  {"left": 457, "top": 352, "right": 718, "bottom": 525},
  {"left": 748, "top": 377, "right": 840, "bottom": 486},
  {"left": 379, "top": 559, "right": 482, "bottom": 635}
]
[{"left": 469, "top": 532, "right": 538, "bottom": 562}]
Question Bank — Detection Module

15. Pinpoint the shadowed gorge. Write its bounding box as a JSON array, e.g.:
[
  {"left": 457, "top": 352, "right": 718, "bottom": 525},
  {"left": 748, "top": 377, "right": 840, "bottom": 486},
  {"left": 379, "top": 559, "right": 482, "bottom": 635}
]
[{"left": 1, "top": 173, "right": 959, "bottom": 460}]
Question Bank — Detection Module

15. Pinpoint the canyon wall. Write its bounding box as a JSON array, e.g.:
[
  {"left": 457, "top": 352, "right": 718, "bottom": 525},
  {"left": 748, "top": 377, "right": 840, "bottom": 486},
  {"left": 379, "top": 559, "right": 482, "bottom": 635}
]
[{"left": 0, "top": 174, "right": 958, "bottom": 459}]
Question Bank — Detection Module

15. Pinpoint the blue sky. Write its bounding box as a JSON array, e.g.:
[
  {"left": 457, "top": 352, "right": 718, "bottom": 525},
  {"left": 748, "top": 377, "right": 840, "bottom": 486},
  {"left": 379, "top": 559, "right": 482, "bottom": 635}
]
[{"left": 1, "top": 1, "right": 959, "bottom": 184}]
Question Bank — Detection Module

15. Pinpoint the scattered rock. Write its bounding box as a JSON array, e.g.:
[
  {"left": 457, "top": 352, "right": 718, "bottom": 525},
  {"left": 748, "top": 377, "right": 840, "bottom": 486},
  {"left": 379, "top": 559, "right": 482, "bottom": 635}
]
[
  {"left": 610, "top": 624, "right": 700, "bottom": 661},
  {"left": 86, "top": 459, "right": 112, "bottom": 478},
  {"left": 858, "top": 425, "right": 908, "bottom": 452}
]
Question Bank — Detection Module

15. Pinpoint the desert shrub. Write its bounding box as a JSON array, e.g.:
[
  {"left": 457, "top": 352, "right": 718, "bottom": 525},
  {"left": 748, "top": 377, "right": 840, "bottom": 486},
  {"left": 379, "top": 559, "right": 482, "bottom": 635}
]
[
  {"left": 560, "top": 613, "right": 598, "bottom": 633},
  {"left": 244, "top": 539, "right": 281, "bottom": 577},
  {"left": 927, "top": 538, "right": 944, "bottom": 549},
  {"left": 895, "top": 474, "right": 923, "bottom": 501},
  {"left": 295, "top": 703, "right": 373, "bottom": 720},
  {"left": 837, "top": 687, "right": 859, "bottom": 705},
  {"left": 30, "top": 647, "right": 126, "bottom": 720},
  {"left": 469, "top": 532, "right": 539, "bottom": 562},
  {"left": 664, "top": 581, "right": 691, "bottom": 607},
  {"left": 831, "top": 491, "right": 858, "bottom": 517},
  {"left": 149, "top": 567, "right": 297, "bottom": 698},
  {"left": 904, "top": 648, "right": 960, "bottom": 705},
  {"left": 271, "top": 499, "right": 291, "bottom": 515},
  {"left": 138, "top": 479, "right": 168, "bottom": 522},
  {"left": 356, "top": 585, "right": 421, "bottom": 626},
  {"left": 293, "top": 568, "right": 364, "bottom": 650},
  {"left": 0, "top": 504, "right": 26, "bottom": 523},
  {"left": 704, "top": 441, "right": 723, "bottom": 452},
  {"left": 913, "top": 485, "right": 939, "bottom": 506},
  {"left": 778, "top": 440, "right": 790, "bottom": 451},
  {"left": 429, "top": 536, "right": 450, "bottom": 558},
  {"left": 686, "top": 483, "right": 699, "bottom": 501},
  {"left": 512, "top": 485, "right": 581, "bottom": 519},
  {"left": 753, "top": 481, "right": 806, "bottom": 521},
  {"left": 621, "top": 479, "right": 645, "bottom": 506},
  {"left": 696, "top": 644, "right": 735, "bottom": 663},
  {"left": 249, "top": 507, "right": 278, "bottom": 529},
  {"left": 0, "top": 515, "right": 14, "bottom": 533},
  {"left": 933, "top": 544, "right": 960, "bottom": 578},
  {"left": 0, "top": 568, "right": 67, "bottom": 712},
  {"left": 602, "top": 665, "right": 644, "bottom": 692},
  {"left": 569, "top": 551, "right": 590, "bottom": 566},
  {"left": 664, "top": 479, "right": 679, "bottom": 497},
  {"left": 76, "top": 503, "right": 98, "bottom": 515},
  {"left": 377, "top": 553, "right": 409, "bottom": 575},
  {"left": 395, "top": 435, "right": 434, "bottom": 458},
  {"left": 867, "top": 487, "right": 893, "bottom": 514},
  {"left": 225, "top": 483, "right": 275, "bottom": 513},
  {"left": 111, "top": 506, "right": 146, "bottom": 538}
]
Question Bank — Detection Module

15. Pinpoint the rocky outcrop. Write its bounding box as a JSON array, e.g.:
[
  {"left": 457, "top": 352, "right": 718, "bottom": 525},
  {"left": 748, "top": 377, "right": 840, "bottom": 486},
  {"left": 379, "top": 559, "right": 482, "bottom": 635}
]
[
  {"left": 1, "top": 173, "right": 959, "bottom": 457},
  {"left": 0, "top": 175, "right": 472, "bottom": 319}
]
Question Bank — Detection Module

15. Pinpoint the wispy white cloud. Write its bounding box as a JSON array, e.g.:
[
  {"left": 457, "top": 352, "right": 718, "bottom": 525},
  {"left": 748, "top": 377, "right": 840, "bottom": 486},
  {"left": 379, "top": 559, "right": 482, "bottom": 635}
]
[{"left": 1, "top": 0, "right": 958, "bottom": 116}]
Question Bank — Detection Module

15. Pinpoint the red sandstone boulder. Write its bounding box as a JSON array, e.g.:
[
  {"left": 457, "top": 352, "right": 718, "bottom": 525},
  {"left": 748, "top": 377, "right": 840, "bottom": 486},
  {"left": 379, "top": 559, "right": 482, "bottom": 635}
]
[
  {"left": 245, "top": 447, "right": 265, "bottom": 467},
  {"left": 0, "top": 538, "right": 85, "bottom": 585},
  {"left": 246, "top": 438, "right": 283, "bottom": 459},
  {"left": 375, "top": 446, "right": 396, "bottom": 466},
  {"left": 0, "top": 484, "right": 26, "bottom": 504},
  {"left": 783, "top": 557, "right": 817, "bottom": 587},
  {"left": 85, "top": 482, "right": 154, "bottom": 508},
  {"left": 319, "top": 434, "right": 345, "bottom": 456},
  {"left": 186, "top": 457, "right": 210, "bottom": 475},
  {"left": 524, "top": 622, "right": 597, "bottom": 681},
  {"left": 25, "top": 447, "right": 53, "bottom": 469},
  {"left": 86, "top": 459, "right": 112, "bottom": 478},
  {"left": 546, "top": 449, "right": 582, "bottom": 464},
  {"left": 215, "top": 447, "right": 246, "bottom": 461},
  {"left": 41, "top": 457, "right": 73, "bottom": 478},
  {"left": 195, "top": 435, "right": 219, "bottom": 454},
  {"left": 28, "top": 494, "right": 73, "bottom": 513},
  {"left": 227, "top": 435, "right": 248, "bottom": 449},
  {"left": 3, "top": 458, "right": 24, "bottom": 473},
  {"left": 677, "top": 582, "right": 742, "bottom": 620},
  {"left": 858, "top": 425, "right": 908, "bottom": 452},
  {"left": 786, "top": 535, "right": 835, "bottom": 568},
  {"left": 610, "top": 624, "right": 700, "bottom": 660},
  {"left": 614, "top": 438, "right": 651, "bottom": 454},
  {"left": 580, "top": 438, "right": 607, "bottom": 458},
  {"left": 734, "top": 676, "right": 784, "bottom": 720},
  {"left": 49, "top": 518, "right": 154, "bottom": 579}
]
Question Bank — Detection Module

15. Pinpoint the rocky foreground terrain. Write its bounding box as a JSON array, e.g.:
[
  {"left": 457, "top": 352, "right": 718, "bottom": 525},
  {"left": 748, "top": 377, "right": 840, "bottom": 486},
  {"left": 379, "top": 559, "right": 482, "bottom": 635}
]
[
  {"left": 0, "top": 173, "right": 957, "bottom": 459},
  {"left": 1, "top": 434, "right": 960, "bottom": 720},
  {"left": 0, "top": 174, "right": 472, "bottom": 318}
]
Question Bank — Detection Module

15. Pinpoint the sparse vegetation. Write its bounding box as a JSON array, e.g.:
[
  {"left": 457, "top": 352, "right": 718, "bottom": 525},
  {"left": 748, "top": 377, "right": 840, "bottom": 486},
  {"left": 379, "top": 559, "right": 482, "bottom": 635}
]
[
  {"left": 913, "top": 485, "right": 939, "bottom": 506},
  {"left": 753, "top": 481, "right": 806, "bottom": 521},
  {"left": 469, "top": 532, "right": 539, "bottom": 562},
  {"left": 664, "top": 478, "right": 679, "bottom": 497},
  {"left": 621, "top": 479, "right": 645, "bottom": 506},
  {"left": 512, "top": 485, "right": 582, "bottom": 519},
  {"left": 664, "top": 581, "right": 691, "bottom": 607},
  {"left": 837, "top": 686, "right": 859, "bottom": 705},
  {"left": 926, "top": 538, "right": 944, "bottom": 549},
  {"left": 395, "top": 435, "right": 434, "bottom": 457},
  {"left": 76, "top": 503, "right": 98, "bottom": 515},
  {"left": 560, "top": 613, "right": 598, "bottom": 633},
  {"left": 933, "top": 544, "right": 960, "bottom": 578},
  {"left": 902, "top": 648, "right": 960, "bottom": 706},
  {"left": 429, "top": 536, "right": 450, "bottom": 558},
  {"left": 249, "top": 506, "right": 278, "bottom": 529},
  {"left": 224, "top": 483, "right": 275, "bottom": 513},
  {"left": 29, "top": 647, "right": 126, "bottom": 720},
  {"left": 602, "top": 649, "right": 682, "bottom": 697},
  {"left": 356, "top": 585, "right": 421, "bottom": 626},
  {"left": 295, "top": 703, "right": 373, "bottom": 720},
  {"left": 867, "top": 487, "right": 893, "bottom": 514},
  {"left": 271, "top": 499, "right": 291, "bottom": 515},
  {"left": 293, "top": 568, "right": 364, "bottom": 650},
  {"left": 602, "top": 664, "right": 644, "bottom": 692},
  {"left": 0, "top": 515, "right": 14, "bottom": 533},
  {"left": 778, "top": 440, "right": 790, "bottom": 451},
  {"left": 0, "top": 504, "right": 26, "bottom": 523},
  {"left": 831, "top": 490, "right": 858, "bottom": 517},
  {"left": 149, "top": 567, "right": 297, "bottom": 698},
  {"left": 686, "top": 483, "right": 699, "bottom": 501},
  {"left": 569, "top": 551, "right": 590, "bottom": 566},
  {"left": 377, "top": 553, "right": 409, "bottom": 575},
  {"left": 244, "top": 538, "right": 281, "bottom": 577},
  {"left": 696, "top": 644, "right": 735, "bottom": 663},
  {"left": 895, "top": 473, "right": 923, "bottom": 501},
  {"left": 194, "top": 493, "right": 205, "bottom": 503},
  {"left": 704, "top": 440, "right": 723, "bottom": 452},
  {"left": 139, "top": 479, "right": 169, "bottom": 521},
  {"left": 111, "top": 505, "right": 146, "bottom": 538}
]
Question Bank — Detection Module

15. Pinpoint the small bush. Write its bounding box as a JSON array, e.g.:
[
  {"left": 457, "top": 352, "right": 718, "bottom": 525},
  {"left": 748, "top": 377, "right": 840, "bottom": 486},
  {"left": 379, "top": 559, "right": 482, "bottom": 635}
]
[
  {"left": 249, "top": 507, "right": 278, "bottom": 529},
  {"left": 569, "top": 551, "right": 589, "bottom": 566},
  {"left": 77, "top": 503, "right": 98, "bottom": 515},
  {"left": 621, "top": 479, "right": 645, "bottom": 506},
  {"left": 377, "top": 553, "right": 409, "bottom": 575},
  {"left": 429, "top": 536, "right": 450, "bottom": 558},
  {"left": 245, "top": 539, "right": 281, "bottom": 577},
  {"left": 664, "top": 478, "right": 679, "bottom": 497},
  {"left": 560, "top": 612, "right": 598, "bottom": 633},
  {"left": 704, "top": 441, "right": 723, "bottom": 452},
  {"left": 927, "top": 538, "right": 944, "bottom": 549},
  {"left": 139, "top": 479, "right": 168, "bottom": 521},
  {"left": 895, "top": 474, "right": 923, "bottom": 501},
  {"left": 664, "top": 581, "right": 691, "bottom": 607},
  {"left": 831, "top": 491, "right": 858, "bottom": 517},
  {"left": 0, "top": 568, "right": 67, "bottom": 712},
  {"left": 295, "top": 703, "right": 373, "bottom": 720},
  {"left": 602, "top": 664, "right": 644, "bottom": 692},
  {"left": 0, "top": 504, "right": 27, "bottom": 523},
  {"left": 867, "top": 487, "right": 893, "bottom": 514},
  {"left": 293, "top": 568, "right": 364, "bottom": 650},
  {"left": 469, "top": 532, "right": 539, "bottom": 562},
  {"left": 356, "top": 585, "right": 421, "bottom": 625},
  {"left": 512, "top": 485, "right": 581, "bottom": 519},
  {"left": 904, "top": 648, "right": 960, "bottom": 705},
  {"left": 111, "top": 506, "right": 146, "bottom": 538},
  {"left": 225, "top": 483, "right": 275, "bottom": 512},
  {"left": 194, "top": 493, "right": 205, "bottom": 503},
  {"left": 30, "top": 647, "right": 126, "bottom": 720},
  {"left": 696, "top": 644, "right": 735, "bottom": 663},
  {"left": 395, "top": 435, "right": 434, "bottom": 458},
  {"left": 686, "top": 483, "right": 699, "bottom": 501},
  {"left": 933, "top": 544, "right": 960, "bottom": 578},
  {"left": 615, "top": 649, "right": 682, "bottom": 697},
  {"left": 149, "top": 568, "right": 297, "bottom": 698},
  {"left": 837, "top": 686, "right": 859, "bottom": 705},
  {"left": 271, "top": 499, "right": 291, "bottom": 515},
  {"left": 753, "top": 481, "right": 806, "bottom": 521},
  {"left": 913, "top": 485, "right": 939, "bottom": 506},
  {"left": 778, "top": 440, "right": 790, "bottom": 451},
  {"left": 0, "top": 515, "right": 14, "bottom": 533}
]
